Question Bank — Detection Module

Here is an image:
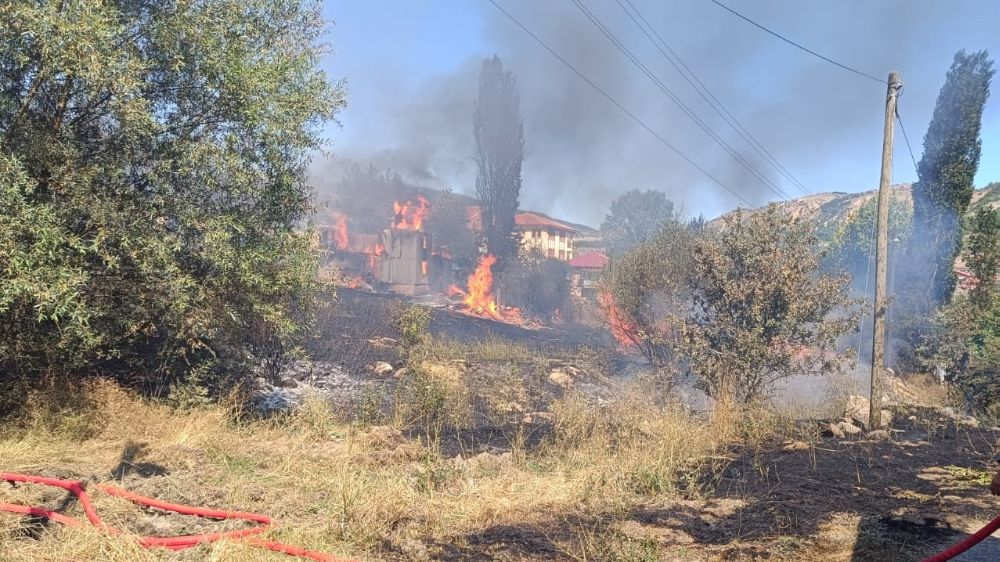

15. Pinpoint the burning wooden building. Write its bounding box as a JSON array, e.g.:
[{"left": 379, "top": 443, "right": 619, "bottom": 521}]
[{"left": 317, "top": 194, "right": 455, "bottom": 295}]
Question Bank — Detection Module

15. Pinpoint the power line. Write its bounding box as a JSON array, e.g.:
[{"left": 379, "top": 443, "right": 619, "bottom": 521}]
[
  {"left": 709, "top": 0, "right": 884, "bottom": 85},
  {"left": 570, "top": 0, "right": 795, "bottom": 201},
  {"left": 483, "top": 0, "right": 754, "bottom": 207},
  {"left": 894, "top": 107, "right": 920, "bottom": 176},
  {"left": 617, "top": 0, "right": 813, "bottom": 197}
]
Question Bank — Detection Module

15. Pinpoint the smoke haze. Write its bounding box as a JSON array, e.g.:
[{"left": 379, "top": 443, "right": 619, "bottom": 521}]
[{"left": 316, "top": 0, "right": 1000, "bottom": 226}]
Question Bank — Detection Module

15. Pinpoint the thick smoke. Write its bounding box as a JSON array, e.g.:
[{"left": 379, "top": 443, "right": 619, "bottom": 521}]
[{"left": 315, "top": 0, "right": 1000, "bottom": 226}]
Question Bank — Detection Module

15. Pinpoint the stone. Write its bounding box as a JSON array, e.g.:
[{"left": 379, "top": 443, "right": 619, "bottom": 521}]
[
  {"left": 959, "top": 416, "right": 980, "bottom": 428},
  {"left": 838, "top": 421, "right": 863, "bottom": 436},
  {"left": 825, "top": 422, "right": 846, "bottom": 439},
  {"left": 548, "top": 368, "right": 575, "bottom": 389},
  {"left": 393, "top": 367, "right": 410, "bottom": 379},
  {"left": 522, "top": 411, "right": 555, "bottom": 425},
  {"left": 844, "top": 395, "right": 871, "bottom": 429},
  {"left": 879, "top": 409, "right": 894, "bottom": 428},
  {"left": 371, "top": 361, "right": 394, "bottom": 376},
  {"left": 867, "top": 429, "right": 890, "bottom": 441}
]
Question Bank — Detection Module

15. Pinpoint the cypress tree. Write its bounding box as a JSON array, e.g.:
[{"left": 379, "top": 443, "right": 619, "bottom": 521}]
[{"left": 907, "top": 50, "right": 994, "bottom": 307}]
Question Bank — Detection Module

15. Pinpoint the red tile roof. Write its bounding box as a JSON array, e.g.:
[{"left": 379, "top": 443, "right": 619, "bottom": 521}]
[
  {"left": 568, "top": 251, "right": 609, "bottom": 269},
  {"left": 466, "top": 206, "right": 577, "bottom": 233}
]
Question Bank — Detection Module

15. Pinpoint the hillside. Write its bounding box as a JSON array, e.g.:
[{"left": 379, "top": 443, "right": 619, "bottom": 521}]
[{"left": 711, "top": 182, "right": 1000, "bottom": 239}]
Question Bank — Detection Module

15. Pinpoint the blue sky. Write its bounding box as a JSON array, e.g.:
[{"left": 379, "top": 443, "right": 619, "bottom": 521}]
[{"left": 318, "top": 1, "right": 1000, "bottom": 226}]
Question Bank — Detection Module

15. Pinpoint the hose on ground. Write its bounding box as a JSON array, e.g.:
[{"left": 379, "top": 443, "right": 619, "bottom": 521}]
[{"left": 1, "top": 472, "right": 350, "bottom": 562}]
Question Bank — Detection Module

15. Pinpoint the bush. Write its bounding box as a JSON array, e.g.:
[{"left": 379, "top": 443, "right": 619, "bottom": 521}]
[
  {"left": 498, "top": 250, "right": 573, "bottom": 321},
  {"left": 0, "top": 1, "right": 344, "bottom": 394},
  {"left": 392, "top": 304, "right": 432, "bottom": 349}
]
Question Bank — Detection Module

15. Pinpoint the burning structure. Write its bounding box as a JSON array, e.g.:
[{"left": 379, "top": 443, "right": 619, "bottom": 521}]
[{"left": 317, "top": 194, "right": 454, "bottom": 295}]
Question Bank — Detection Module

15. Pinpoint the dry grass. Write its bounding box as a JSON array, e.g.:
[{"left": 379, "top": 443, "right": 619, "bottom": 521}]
[{"left": 0, "top": 367, "right": 735, "bottom": 561}]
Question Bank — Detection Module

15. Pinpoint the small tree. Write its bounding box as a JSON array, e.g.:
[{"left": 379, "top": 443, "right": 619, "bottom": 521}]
[
  {"left": 828, "top": 193, "right": 912, "bottom": 289},
  {"left": 499, "top": 250, "right": 572, "bottom": 321},
  {"left": 425, "top": 188, "right": 478, "bottom": 273},
  {"left": 601, "top": 218, "right": 696, "bottom": 367},
  {"left": 966, "top": 207, "right": 999, "bottom": 306},
  {"left": 681, "top": 206, "right": 857, "bottom": 404},
  {"left": 333, "top": 164, "right": 412, "bottom": 234},
  {"left": 474, "top": 55, "right": 524, "bottom": 267},
  {"left": 601, "top": 189, "right": 680, "bottom": 257}
]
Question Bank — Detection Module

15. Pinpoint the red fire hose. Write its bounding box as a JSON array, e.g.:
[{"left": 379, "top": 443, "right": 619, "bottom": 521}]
[
  {"left": 922, "top": 513, "right": 1000, "bottom": 562},
  {"left": 0, "top": 472, "right": 351, "bottom": 561}
]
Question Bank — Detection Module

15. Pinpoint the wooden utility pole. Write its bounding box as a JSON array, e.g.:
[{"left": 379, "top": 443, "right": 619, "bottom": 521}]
[{"left": 869, "top": 71, "right": 902, "bottom": 430}]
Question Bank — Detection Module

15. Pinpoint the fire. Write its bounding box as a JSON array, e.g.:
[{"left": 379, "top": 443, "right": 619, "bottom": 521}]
[
  {"left": 444, "top": 254, "right": 529, "bottom": 326},
  {"left": 599, "top": 290, "right": 637, "bottom": 349},
  {"left": 332, "top": 213, "right": 349, "bottom": 250},
  {"left": 393, "top": 194, "right": 430, "bottom": 230},
  {"left": 464, "top": 254, "right": 502, "bottom": 319}
]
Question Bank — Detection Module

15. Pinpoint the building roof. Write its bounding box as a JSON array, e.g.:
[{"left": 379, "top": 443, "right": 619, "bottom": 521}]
[
  {"left": 466, "top": 206, "right": 578, "bottom": 233},
  {"left": 514, "top": 211, "right": 578, "bottom": 232},
  {"left": 567, "top": 251, "right": 609, "bottom": 269}
]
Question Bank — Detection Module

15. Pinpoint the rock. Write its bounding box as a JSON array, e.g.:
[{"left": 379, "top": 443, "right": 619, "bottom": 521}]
[
  {"left": 867, "top": 429, "right": 890, "bottom": 441},
  {"left": 783, "top": 440, "right": 810, "bottom": 451},
  {"left": 960, "top": 416, "right": 980, "bottom": 428},
  {"left": 548, "top": 368, "right": 575, "bottom": 389},
  {"left": 880, "top": 409, "right": 894, "bottom": 428},
  {"left": 393, "top": 367, "right": 410, "bottom": 379},
  {"left": 522, "top": 411, "right": 555, "bottom": 425},
  {"left": 825, "top": 422, "right": 846, "bottom": 439},
  {"left": 397, "top": 538, "right": 430, "bottom": 561},
  {"left": 837, "top": 421, "right": 863, "bottom": 436},
  {"left": 845, "top": 395, "right": 871, "bottom": 428},
  {"left": 371, "top": 361, "right": 394, "bottom": 376},
  {"left": 942, "top": 407, "right": 957, "bottom": 417}
]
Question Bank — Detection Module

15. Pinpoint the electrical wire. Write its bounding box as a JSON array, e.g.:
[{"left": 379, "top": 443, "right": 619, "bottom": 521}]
[
  {"left": 895, "top": 107, "right": 920, "bottom": 176},
  {"left": 709, "top": 0, "right": 884, "bottom": 85},
  {"left": 570, "top": 0, "right": 795, "bottom": 201},
  {"left": 618, "top": 0, "right": 813, "bottom": 197},
  {"left": 483, "top": 0, "right": 755, "bottom": 207}
]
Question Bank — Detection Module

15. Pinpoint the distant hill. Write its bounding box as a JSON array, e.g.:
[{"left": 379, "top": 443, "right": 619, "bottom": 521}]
[{"left": 710, "top": 182, "right": 1000, "bottom": 240}]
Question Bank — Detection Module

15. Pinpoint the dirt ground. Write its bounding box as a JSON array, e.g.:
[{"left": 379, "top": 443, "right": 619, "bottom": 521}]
[{"left": 399, "top": 409, "right": 1000, "bottom": 561}]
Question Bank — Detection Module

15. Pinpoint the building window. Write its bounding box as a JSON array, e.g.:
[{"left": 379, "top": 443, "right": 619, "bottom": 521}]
[
  {"left": 547, "top": 249, "right": 555, "bottom": 258},
  {"left": 559, "top": 250, "right": 566, "bottom": 260},
  {"left": 533, "top": 229, "right": 541, "bottom": 238}
]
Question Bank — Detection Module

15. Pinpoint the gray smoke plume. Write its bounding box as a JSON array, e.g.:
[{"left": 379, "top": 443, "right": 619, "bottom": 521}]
[{"left": 314, "top": 0, "right": 1000, "bottom": 226}]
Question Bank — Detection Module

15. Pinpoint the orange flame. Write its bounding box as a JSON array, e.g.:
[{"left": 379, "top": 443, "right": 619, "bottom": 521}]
[
  {"left": 393, "top": 194, "right": 431, "bottom": 230},
  {"left": 332, "top": 213, "right": 349, "bottom": 250},
  {"left": 599, "top": 290, "right": 637, "bottom": 349},
  {"left": 464, "top": 254, "right": 502, "bottom": 319}
]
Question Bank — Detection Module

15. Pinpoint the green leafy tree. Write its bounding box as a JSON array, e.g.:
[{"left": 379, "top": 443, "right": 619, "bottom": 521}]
[
  {"left": 682, "top": 207, "right": 857, "bottom": 404},
  {"left": 603, "top": 206, "right": 856, "bottom": 403},
  {"left": 906, "top": 50, "right": 994, "bottom": 308},
  {"left": 499, "top": 250, "right": 572, "bottom": 321},
  {"left": 828, "top": 193, "right": 913, "bottom": 289},
  {"left": 474, "top": 55, "right": 523, "bottom": 267},
  {"left": 601, "top": 217, "right": 695, "bottom": 367},
  {"left": 966, "top": 207, "right": 999, "bottom": 306},
  {"left": 0, "top": 1, "right": 343, "bottom": 389},
  {"left": 600, "top": 189, "right": 680, "bottom": 257}
]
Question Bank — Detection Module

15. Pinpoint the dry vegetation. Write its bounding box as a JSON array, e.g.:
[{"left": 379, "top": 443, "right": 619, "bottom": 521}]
[
  {"left": 3, "top": 340, "right": 999, "bottom": 562},
  {"left": 0, "top": 341, "right": 729, "bottom": 562}
]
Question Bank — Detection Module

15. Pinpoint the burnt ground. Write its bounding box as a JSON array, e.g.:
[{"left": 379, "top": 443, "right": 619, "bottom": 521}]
[
  {"left": 401, "top": 410, "right": 1000, "bottom": 562},
  {"left": 293, "top": 290, "right": 1000, "bottom": 561},
  {"left": 308, "top": 288, "right": 617, "bottom": 375}
]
